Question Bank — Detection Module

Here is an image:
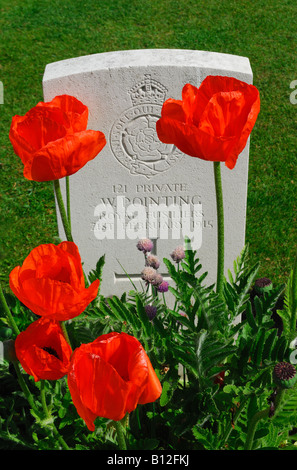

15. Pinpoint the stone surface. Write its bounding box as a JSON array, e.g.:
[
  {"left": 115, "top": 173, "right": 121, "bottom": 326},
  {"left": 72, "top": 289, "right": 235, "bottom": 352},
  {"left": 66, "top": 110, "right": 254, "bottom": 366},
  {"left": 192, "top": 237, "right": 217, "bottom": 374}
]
[{"left": 43, "top": 49, "right": 253, "bottom": 298}]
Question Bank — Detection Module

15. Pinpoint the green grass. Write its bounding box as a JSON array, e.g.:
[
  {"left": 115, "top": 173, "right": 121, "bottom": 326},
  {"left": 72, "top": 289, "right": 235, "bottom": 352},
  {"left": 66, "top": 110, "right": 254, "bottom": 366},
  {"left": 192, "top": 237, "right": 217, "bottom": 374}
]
[{"left": 0, "top": 0, "right": 296, "bottom": 292}]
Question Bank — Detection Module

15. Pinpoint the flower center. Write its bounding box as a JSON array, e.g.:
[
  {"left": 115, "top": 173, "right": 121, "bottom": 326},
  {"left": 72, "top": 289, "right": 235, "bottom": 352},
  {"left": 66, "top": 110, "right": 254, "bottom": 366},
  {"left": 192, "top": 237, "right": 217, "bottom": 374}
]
[
  {"left": 255, "top": 277, "right": 272, "bottom": 289},
  {"left": 274, "top": 362, "right": 296, "bottom": 380},
  {"left": 42, "top": 346, "right": 60, "bottom": 360}
]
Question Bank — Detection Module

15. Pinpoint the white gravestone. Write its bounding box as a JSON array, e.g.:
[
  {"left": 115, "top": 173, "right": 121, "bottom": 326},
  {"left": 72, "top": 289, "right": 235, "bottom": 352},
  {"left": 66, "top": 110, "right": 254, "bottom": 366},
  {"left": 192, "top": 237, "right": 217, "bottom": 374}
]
[{"left": 43, "top": 49, "right": 253, "bottom": 298}]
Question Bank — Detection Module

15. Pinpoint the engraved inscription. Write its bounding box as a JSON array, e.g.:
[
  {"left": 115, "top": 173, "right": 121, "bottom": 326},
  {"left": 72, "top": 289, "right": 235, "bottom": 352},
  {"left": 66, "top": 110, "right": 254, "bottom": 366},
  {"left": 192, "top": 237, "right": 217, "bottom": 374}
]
[
  {"left": 91, "top": 181, "right": 214, "bottom": 250},
  {"left": 110, "top": 75, "right": 184, "bottom": 179}
]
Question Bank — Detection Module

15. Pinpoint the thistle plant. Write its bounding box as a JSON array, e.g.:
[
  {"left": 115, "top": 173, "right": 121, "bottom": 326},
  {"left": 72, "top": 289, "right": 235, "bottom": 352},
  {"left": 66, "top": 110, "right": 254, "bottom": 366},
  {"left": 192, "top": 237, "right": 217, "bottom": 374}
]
[{"left": 2, "top": 236, "right": 297, "bottom": 450}]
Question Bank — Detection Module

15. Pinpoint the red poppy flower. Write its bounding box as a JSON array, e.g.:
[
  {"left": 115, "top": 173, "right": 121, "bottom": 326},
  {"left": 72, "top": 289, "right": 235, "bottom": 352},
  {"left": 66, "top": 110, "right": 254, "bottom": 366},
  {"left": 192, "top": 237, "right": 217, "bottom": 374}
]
[
  {"left": 9, "top": 94, "right": 106, "bottom": 181},
  {"left": 67, "top": 332, "right": 162, "bottom": 430},
  {"left": 9, "top": 241, "right": 99, "bottom": 321},
  {"left": 15, "top": 317, "right": 72, "bottom": 381},
  {"left": 156, "top": 76, "right": 260, "bottom": 169}
]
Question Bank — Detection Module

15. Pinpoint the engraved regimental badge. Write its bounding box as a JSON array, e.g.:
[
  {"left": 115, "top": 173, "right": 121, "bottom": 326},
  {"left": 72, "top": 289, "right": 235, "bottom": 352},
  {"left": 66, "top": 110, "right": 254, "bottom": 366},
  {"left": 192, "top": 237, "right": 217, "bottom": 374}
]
[{"left": 110, "top": 74, "right": 183, "bottom": 179}]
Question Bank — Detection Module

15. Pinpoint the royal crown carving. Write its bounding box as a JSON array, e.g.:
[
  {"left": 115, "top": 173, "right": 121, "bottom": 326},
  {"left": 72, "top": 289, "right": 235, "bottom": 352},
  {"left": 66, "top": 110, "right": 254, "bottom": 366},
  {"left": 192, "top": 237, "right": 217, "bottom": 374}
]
[{"left": 128, "top": 74, "right": 167, "bottom": 106}]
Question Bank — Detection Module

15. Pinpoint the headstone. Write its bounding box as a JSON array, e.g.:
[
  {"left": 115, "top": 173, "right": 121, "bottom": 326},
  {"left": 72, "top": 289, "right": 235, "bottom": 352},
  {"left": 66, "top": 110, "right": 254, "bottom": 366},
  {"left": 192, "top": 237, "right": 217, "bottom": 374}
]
[{"left": 43, "top": 49, "right": 253, "bottom": 298}]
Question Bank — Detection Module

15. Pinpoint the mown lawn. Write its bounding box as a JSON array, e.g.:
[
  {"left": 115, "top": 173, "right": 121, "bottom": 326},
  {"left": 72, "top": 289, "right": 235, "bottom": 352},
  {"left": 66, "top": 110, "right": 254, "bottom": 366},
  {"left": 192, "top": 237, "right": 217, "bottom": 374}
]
[{"left": 0, "top": 0, "right": 296, "bottom": 292}]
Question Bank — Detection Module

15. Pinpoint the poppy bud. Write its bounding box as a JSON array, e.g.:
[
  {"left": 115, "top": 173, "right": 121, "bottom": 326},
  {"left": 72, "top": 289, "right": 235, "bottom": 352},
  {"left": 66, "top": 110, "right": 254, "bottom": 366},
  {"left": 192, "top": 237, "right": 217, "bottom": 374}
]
[{"left": 0, "top": 327, "right": 13, "bottom": 340}]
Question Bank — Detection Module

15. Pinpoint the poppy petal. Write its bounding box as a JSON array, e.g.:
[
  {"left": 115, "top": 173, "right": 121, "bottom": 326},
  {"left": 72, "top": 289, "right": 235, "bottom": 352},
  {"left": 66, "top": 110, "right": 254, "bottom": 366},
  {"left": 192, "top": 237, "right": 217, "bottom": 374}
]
[
  {"left": 161, "top": 98, "right": 185, "bottom": 122},
  {"left": 23, "top": 130, "right": 106, "bottom": 181},
  {"left": 182, "top": 83, "right": 200, "bottom": 125},
  {"left": 9, "top": 108, "right": 67, "bottom": 164},
  {"left": 36, "top": 95, "right": 89, "bottom": 132},
  {"left": 16, "top": 276, "right": 99, "bottom": 320},
  {"left": 68, "top": 346, "right": 131, "bottom": 427},
  {"left": 138, "top": 351, "right": 163, "bottom": 404}
]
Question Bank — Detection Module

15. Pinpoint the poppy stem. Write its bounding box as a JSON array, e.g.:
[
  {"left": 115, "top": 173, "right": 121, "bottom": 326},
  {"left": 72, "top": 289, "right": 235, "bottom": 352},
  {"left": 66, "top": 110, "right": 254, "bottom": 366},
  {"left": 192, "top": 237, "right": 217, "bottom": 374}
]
[
  {"left": 213, "top": 162, "right": 224, "bottom": 296},
  {"left": 14, "top": 363, "right": 70, "bottom": 449},
  {"left": 66, "top": 176, "right": 72, "bottom": 232},
  {"left": 60, "top": 321, "right": 72, "bottom": 348},
  {"left": 53, "top": 179, "right": 74, "bottom": 242},
  {"left": 221, "top": 398, "right": 247, "bottom": 447},
  {"left": 0, "top": 281, "right": 20, "bottom": 336},
  {"left": 135, "top": 408, "right": 141, "bottom": 431},
  {"left": 40, "top": 380, "right": 49, "bottom": 416},
  {"left": 13, "top": 361, "right": 39, "bottom": 412},
  {"left": 53, "top": 179, "right": 90, "bottom": 286},
  {"left": 40, "top": 380, "right": 70, "bottom": 450},
  {"left": 114, "top": 420, "right": 127, "bottom": 450},
  {"left": 0, "top": 286, "right": 71, "bottom": 449}
]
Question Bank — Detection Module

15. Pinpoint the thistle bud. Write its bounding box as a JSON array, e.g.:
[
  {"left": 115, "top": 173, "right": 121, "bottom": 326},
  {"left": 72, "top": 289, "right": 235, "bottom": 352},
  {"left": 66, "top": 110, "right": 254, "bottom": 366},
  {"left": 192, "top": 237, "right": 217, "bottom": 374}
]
[
  {"left": 170, "top": 245, "right": 185, "bottom": 263},
  {"left": 146, "top": 254, "right": 160, "bottom": 270},
  {"left": 273, "top": 362, "right": 297, "bottom": 389},
  {"left": 151, "top": 273, "right": 163, "bottom": 287},
  {"left": 137, "top": 238, "right": 154, "bottom": 253},
  {"left": 145, "top": 305, "right": 157, "bottom": 321},
  {"left": 157, "top": 280, "right": 169, "bottom": 292},
  {"left": 141, "top": 267, "right": 157, "bottom": 283},
  {"left": 254, "top": 277, "right": 273, "bottom": 295}
]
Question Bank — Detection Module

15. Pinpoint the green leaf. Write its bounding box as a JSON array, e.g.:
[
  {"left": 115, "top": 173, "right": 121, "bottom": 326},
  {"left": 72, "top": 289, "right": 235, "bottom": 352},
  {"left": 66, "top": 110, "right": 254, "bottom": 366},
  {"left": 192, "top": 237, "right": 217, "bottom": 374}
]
[
  {"left": 160, "top": 381, "right": 172, "bottom": 407},
  {"left": 88, "top": 255, "right": 105, "bottom": 284},
  {"left": 245, "top": 301, "right": 257, "bottom": 332},
  {"left": 192, "top": 425, "right": 218, "bottom": 450},
  {"left": 254, "top": 427, "right": 269, "bottom": 440},
  {"left": 106, "top": 296, "right": 140, "bottom": 330},
  {"left": 275, "top": 336, "right": 289, "bottom": 362},
  {"left": 252, "top": 328, "right": 266, "bottom": 366},
  {"left": 132, "top": 438, "right": 159, "bottom": 450},
  {"left": 196, "top": 330, "right": 236, "bottom": 378},
  {"left": 271, "top": 335, "right": 288, "bottom": 362},
  {"left": 277, "top": 256, "right": 297, "bottom": 340},
  {"left": 58, "top": 407, "right": 67, "bottom": 419},
  {"left": 262, "top": 329, "right": 278, "bottom": 362},
  {"left": 272, "top": 386, "right": 297, "bottom": 426},
  {"left": 254, "top": 295, "right": 263, "bottom": 325}
]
